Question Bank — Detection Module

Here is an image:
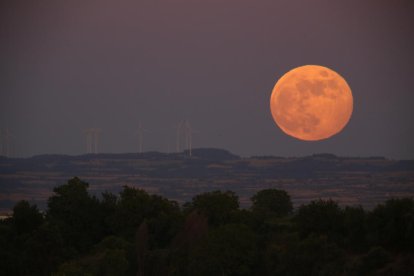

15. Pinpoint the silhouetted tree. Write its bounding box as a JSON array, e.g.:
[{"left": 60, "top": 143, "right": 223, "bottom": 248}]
[
  {"left": 3, "top": 177, "right": 414, "bottom": 275},
  {"left": 183, "top": 190, "right": 239, "bottom": 226},
  {"left": 348, "top": 246, "right": 391, "bottom": 275},
  {"left": 295, "top": 199, "right": 345, "bottom": 243},
  {"left": 145, "top": 195, "right": 182, "bottom": 249},
  {"left": 22, "top": 223, "right": 67, "bottom": 275},
  {"left": 251, "top": 189, "right": 293, "bottom": 218},
  {"left": 169, "top": 211, "right": 208, "bottom": 275},
  {"left": 12, "top": 200, "right": 43, "bottom": 234},
  {"left": 136, "top": 221, "right": 149, "bottom": 276},
  {"left": 188, "top": 224, "right": 257, "bottom": 276},
  {"left": 343, "top": 206, "right": 368, "bottom": 250},
  {"left": 104, "top": 186, "right": 182, "bottom": 255},
  {"left": 47, "top": 177, "right": 104, "bottom": 253},
  {"left": 105, "top": 186, "right": 150, "bottom": 240},
  {"left": 368, "top": 198, "right": 414, "bottom": 251},
  {"left": 56, "top": 235, "right": 132, "bottom": 276},
  {"left": 276, "top": 234, "right": 345, "bottom": 276},
  {"left": 101, "top": 191, "right": 118, "bottom": 236}
]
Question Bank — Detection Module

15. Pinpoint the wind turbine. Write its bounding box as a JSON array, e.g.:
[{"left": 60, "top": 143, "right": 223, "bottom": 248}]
[
  {"left": 1, "top": 129, "right": 13, "bottom": 157},
  {"left": 184, "top": 120, "right": 199, "bottom": 157},
  {"left": 0, "top": 130, "right": 3, "bottom": 156},
  {"left": 175, "top": 120, "right": 197, "bottom": 156},
  {"left": 85, "top": 129, "right": 92, "bottom": 153},
  {"left": 134, "top": 122, "right": 150, "bottom": 153},
  {"left": 176, "top": 120, "right": 185, "bottom": 153},
  {"left": 85, "top": 129, "right": 93, "bottom": 153},
  {"left": 85, "top": 128, "right": 101, "bottom": 154},
  {"left": 184, "top": 120, "right": 192, "bottom": 156},
  {"left": 93, "top": 128, "right": 101, "bottom": 154}
]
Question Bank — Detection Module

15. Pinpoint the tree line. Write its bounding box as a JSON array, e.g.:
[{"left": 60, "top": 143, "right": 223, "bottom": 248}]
[{"left": 0, "top": 177, "right": 413, "bottom": 275}]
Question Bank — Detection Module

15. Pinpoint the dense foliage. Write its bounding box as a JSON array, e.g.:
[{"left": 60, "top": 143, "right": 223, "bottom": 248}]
[{"left": 0, "top": 177, "right": 413, "bottom": 275}]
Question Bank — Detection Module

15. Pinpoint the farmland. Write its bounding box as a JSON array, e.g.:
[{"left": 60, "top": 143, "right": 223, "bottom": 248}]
[{"left": 1, "top": 148, "right": 413, "bottom": 213}]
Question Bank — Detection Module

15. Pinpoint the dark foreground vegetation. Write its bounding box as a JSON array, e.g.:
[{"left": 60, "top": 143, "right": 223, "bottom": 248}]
[{"left": 0, "top": 177, "right": 413, "bottom": 275}]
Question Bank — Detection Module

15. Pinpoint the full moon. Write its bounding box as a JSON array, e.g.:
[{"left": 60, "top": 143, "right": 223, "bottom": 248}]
[{"left": 270, "top": 65, "right": 353, "bottom": 141}]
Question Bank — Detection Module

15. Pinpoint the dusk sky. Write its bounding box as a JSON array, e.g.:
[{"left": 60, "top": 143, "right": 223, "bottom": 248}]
[{"left": 1, "top": 0, "right": 413, "bottom": 158}]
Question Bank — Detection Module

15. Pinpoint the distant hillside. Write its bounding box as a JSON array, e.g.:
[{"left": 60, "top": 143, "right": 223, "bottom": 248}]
[
  {"left": 0, "top": 148, "right": 413, "bottom": 213},
  {"left": 185, "top": 148, "right": 240, "bottom": 161}
]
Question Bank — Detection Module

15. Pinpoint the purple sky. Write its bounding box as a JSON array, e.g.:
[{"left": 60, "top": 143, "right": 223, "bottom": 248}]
[{"left": 1, "top": 0, "right": 413, "bottom": 158}]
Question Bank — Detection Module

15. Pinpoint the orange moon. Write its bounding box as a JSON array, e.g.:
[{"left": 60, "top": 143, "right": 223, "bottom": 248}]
[{"left": 270, "top": 65, "right": 353, "bottom": 141}]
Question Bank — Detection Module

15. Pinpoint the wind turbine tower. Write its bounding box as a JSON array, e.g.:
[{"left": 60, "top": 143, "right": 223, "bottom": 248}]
[
  {"left": 1, "top": 129, "right": 13, "bottom": 157},
  {"left": 93, "top": 128, "right": 101, "bottom": 153},
  {"left": 184, "top": 120, "right": 193, "bottom": 157},
  {"left": 175, "top": 120, "right": 194, "bottom": 156},
  {"left": 0, "top": 130, "right": 2, "bottom": 156},
  {"left": 135, "top": 122, "right": 150, "bottom": 153},
  {"left": 176, "top": 120, "right": 184, "bottom": 153},
  {"left": 85, "top": 128, "right": 101, "bottom": 154},
  {"left": 85, "top": 129, "right": 92, "bottom": 153}
]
